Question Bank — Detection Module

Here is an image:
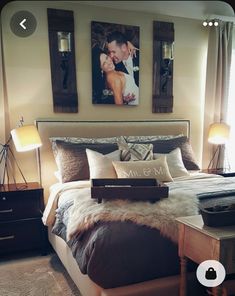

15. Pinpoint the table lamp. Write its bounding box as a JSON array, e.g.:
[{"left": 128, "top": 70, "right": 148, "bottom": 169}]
[
  {"left": 207, "top": 122, "right": 230, "bottom": 171},
  {"left": 0, "top": 124, "right": 42, "bottom": 188}
]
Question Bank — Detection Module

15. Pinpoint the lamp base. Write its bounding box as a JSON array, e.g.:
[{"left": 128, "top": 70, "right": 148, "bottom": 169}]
[
  {"left": 207, "top": 144, "right": 231, "bottom": 171},
  {"left": 0, "top": 140, "right": 28, "bottom": 188}
]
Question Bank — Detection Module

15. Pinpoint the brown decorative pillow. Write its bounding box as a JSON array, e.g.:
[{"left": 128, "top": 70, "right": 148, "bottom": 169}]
[
  {"left": 129, "top": 136, "right": 200, "bottom": 170},
  {"left": 118, "top": 137, "right": 154, "bottom": 161},
  {"left": 52, "top": 140, "right": 118, "bottom": 182}
]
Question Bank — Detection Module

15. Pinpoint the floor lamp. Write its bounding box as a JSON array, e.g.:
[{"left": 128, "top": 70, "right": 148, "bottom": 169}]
[
  {"left": 207, "top": 122, "right": 230, "bottom": 172},
  {"left": 0, "top": 124, "right": 42, "bottom": 189}
]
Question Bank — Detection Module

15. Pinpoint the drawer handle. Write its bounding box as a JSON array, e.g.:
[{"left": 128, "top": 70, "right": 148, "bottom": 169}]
[
  {"left": 0, "top": 209, "right": 13, "bottom": 214},
  {"left": 0, "top": 235, "right": 15, "bottom": 241}
]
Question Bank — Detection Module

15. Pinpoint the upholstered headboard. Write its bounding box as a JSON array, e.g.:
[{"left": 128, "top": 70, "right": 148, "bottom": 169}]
[{"left": 35, "top": 119, "right": 190, "bottom": 203}]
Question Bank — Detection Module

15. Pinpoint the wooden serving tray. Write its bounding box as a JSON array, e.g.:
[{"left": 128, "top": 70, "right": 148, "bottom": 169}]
[{"left": 91, "top": 178, "right": 168, "bottom": 203}]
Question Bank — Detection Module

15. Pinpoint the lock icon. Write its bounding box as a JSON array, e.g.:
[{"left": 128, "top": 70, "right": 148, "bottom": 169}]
[{"left": 205, "top": 267, "right": 217, "bottom": 280}]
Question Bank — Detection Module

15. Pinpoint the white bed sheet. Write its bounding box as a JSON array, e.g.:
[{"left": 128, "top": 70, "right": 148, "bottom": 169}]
[{"left": 42, "top": 180, "right": 91, "bottom": 226}]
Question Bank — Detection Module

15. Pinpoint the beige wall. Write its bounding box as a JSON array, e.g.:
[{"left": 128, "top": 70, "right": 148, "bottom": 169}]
[{"left": 1, "top": 1, "right": 208, "bottom": 182}]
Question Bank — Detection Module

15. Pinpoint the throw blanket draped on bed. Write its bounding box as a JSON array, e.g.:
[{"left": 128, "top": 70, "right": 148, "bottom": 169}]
[
  {"left": 168, "top": 175, "right": 235, "bottom": 197},
  {"left": 67, "top": 188, "right": 198, "bottom": 243},
  {"left": 56, "top": 174, "right": 235, "bottom": 243}
]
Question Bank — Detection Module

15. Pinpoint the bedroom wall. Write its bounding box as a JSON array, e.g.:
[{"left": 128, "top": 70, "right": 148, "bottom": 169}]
[{"left": 1, "top": 1, "right": 208, "bottom": 182}]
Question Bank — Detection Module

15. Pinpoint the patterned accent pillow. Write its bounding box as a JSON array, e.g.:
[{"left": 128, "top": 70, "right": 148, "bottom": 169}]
[
  {"left": 118, "top": 137, "right": 154, "bottom": 161},
  {"left": 50, "top": 136, "right": 121, "bottom": 144},
  {"left": 124, "top": 134, "right": 184, "bottom": 142},
  {"left": 50, "top": 137, "right": 119, "bottom": 160}
]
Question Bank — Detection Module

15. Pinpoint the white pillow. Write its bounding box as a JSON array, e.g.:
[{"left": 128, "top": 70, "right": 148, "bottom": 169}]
[
  {"left": 112, "top": 156, "right": 173, "bottom": 182},
  {"left": 86, "top": 149, "right": 120, "bottom": 179},
  {"left": 154, "top": 148, "right": 189, "bottom": 178}
]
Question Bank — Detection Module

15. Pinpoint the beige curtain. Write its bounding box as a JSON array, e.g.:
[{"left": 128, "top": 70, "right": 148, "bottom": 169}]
[
  {"left": 0, "top": 18, "right": 10, "bottom": 181},
  {"left": 0, "top": 25, "right": 5, "bottom": 142},
  {"left": 202, "top": 21, "right": 233, "bottom": 169}
]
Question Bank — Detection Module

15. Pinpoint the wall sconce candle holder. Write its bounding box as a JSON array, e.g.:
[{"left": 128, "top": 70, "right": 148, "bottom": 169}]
[
  {"left": 161, "top": 41, "right": 174, "bottom": 93},
  {"left": 57, "top": 32, "right": 71, "bottom": 90},
  {"left": 47, "top": 9, "right": 78, "bottom": 113},
  {"left": 152, "top": 21, "right": 174, "bottom": 113}
]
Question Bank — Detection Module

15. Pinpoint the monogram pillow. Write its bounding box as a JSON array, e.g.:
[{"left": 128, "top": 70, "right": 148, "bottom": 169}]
[{"left": 112, "top": 156, "right": 173, "bottom": 182}]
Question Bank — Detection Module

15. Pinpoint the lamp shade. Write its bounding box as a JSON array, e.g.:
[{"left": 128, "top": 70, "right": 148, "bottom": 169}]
[
  {"left": 11, "top": 125, "right": 42, "bottom": 152},
  {"left": 208, "top": 122, "right": 230, "bottom": 145}
]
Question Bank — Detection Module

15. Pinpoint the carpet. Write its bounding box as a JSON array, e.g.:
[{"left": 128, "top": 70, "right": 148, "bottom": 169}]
[{"left": 0, "top": 253, "right": 82, "bottom": 296}]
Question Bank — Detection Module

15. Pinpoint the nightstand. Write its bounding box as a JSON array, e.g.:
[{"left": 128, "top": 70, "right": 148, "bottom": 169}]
[
  {"left": 0, "top": 182, "right": 46, "bottom": 255},
  {"left": 202, "top": 169, "right": 235, "bottom": 177},
  {"left": 177, "top": 215, "right": 235, "bottom": 296}
]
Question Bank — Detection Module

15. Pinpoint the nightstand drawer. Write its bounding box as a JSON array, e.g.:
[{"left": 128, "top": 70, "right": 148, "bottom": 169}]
[
  {"left": 0, "top": 190, "right": 42, "bottom": 221},
  {"left": 0, "top": 218, "right": 43, "bottom": 253}
]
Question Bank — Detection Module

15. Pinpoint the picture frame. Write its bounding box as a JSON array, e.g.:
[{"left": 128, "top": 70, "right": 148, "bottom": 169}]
[{"left": 91, "top": 21, "right": 140, "bottom": 106}]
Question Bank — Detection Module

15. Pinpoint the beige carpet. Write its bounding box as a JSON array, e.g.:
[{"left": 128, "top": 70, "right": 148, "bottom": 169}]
[{"left": 0, "top": 253, "right": 82, "bottom": 296}]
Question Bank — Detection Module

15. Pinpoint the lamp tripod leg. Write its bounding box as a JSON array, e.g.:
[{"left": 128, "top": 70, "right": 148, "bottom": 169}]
[
  {"left": 8, "top": 147, "right": 28, "bottom": 187},
  {"left": 216, "top": 145, "right": 222, "bottom": 170},
  {"left": 208, "top": 146, "right": 220, "bottom": 170},
  {"left": 0, "top": 144, "right": 28, "bottom": 189}
]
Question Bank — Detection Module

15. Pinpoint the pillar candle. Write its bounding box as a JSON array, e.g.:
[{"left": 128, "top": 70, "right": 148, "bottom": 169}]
[{"left": 60, "top": 38, "right": 69, "bottom": 52}]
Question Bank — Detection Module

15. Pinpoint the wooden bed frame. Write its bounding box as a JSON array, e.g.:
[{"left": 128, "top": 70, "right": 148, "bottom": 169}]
[{"left": 36, "top": 119, "right": 195, "bottom": 296}]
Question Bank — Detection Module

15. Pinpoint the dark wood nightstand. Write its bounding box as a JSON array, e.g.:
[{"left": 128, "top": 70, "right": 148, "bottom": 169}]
[
  {"left": 202, "top": 169, "right": 235, "bottom": 177},
  {"left": 0, "top": 182, "right": 46, "bottom": 255}
]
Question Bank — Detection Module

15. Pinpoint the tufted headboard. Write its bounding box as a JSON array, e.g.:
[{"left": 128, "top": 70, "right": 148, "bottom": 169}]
[{"left": 35, "top": 119, "right": 190, "bottom": 203}]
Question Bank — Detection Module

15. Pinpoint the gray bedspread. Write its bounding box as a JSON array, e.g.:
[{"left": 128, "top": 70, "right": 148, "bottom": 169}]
[
  {"left": 53, "top": 201, "right": 184, "bottom": 288},
  {"left": 51, "top": 175, "right": 235, "bottom": 289}
]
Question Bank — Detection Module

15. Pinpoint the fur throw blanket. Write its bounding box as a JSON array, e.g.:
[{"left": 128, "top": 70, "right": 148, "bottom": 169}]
[{"left": 66, "top": 188, "right": 199, "bottom": 243}]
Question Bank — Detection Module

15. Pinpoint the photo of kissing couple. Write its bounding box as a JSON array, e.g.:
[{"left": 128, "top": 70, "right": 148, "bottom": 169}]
[{"left": 91, "top": 21, "right": 140, "bottom": 105}]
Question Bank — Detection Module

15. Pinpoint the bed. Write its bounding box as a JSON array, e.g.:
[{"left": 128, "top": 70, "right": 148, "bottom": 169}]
[{"left": 36, "top": 119, "right": 235, "bottom": 296}]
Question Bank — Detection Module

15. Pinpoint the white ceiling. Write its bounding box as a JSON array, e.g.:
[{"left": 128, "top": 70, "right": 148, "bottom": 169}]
[{"left": 76, "top": 1, "right": 234, "bottom": 21}]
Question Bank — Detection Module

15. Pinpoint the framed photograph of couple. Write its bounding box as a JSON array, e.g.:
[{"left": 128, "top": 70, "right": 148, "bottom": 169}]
[{"left": 91, "top": 21, "right": 140, "bottom": 105}]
